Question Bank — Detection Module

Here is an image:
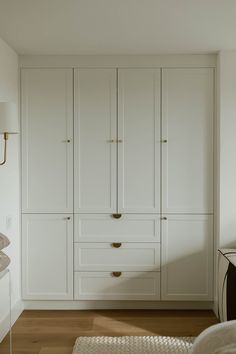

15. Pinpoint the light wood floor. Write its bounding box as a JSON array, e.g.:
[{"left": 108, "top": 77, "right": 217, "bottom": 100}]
[{"left": 0, "top": 310, "right": 218, "bottom": 354}]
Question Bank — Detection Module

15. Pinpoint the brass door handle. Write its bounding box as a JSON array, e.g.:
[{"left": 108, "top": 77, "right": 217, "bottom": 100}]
[
  {"left": 65, "top": 217, "right": 71, "bottom": 220},
  {"left": 161, "top": 217, "right": 167, "bottom": 220},
  {"left": 112, "top": 272, "right": 122, "bottom": 277},
  {"left": 112, "top": 243, "right": 122, "bottom": 248},
  {"left": 161, "top": 139, "right": 167, "bottom": 143},
  {"left": 112, "top": 214, "right": 122, "bottom": 219}
]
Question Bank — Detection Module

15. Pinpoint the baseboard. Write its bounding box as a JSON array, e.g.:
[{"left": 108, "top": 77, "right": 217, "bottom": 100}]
[
  {"left": 0, "top": 299, "right": 24, "bottom": 342},
  {"left": 23, "top": 300, "right": 214, "bottom": 310}
]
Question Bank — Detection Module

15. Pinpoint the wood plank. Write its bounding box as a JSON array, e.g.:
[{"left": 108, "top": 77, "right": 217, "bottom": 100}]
[{"left": 0, "top": 310, "right": 218, "bottom": 354}]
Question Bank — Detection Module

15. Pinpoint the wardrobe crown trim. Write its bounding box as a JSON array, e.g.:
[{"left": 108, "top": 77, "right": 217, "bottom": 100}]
[{"left": 19, "top": 54, "right": 216, "bottom": 68}]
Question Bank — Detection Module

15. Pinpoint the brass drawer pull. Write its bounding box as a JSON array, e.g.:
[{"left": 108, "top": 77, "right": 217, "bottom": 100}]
[
  {"left": 107, "top": 139, "right": 115, "bottom": 143},
  {"left": 161, "top": 139, "right": 167, "bottom": 143},
  {"left": 161, "top": 217, "right": 167, "bottom": 220},
  {"left": 65, "top": 217, "right": 71, "bottom": 220},
  {"left": 112, "top": 242, "right": 122, "bottom": 248},
  {"left": 112, "top": 272, "right": 122, "bottom": 277},
  {"left": 112, "top": 213, "right": 122, "bottom": 219},
  {"left": 117, "top": 139, "right": 123, "bottom": 143}
]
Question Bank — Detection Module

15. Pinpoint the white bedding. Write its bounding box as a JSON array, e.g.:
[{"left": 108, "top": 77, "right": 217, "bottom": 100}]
[{"left": 191, "top": 320, "right": 236, "bottom": 354}]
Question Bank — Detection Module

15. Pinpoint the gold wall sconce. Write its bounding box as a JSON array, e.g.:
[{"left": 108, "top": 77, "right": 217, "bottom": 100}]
[{"left": 0, "top": 102, "right": 19, "bottom": 165}]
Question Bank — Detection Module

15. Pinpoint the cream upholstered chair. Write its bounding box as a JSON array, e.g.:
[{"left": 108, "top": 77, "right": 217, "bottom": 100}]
[{"left": 191, "top": 320, "right": 236, "bottom": 354}]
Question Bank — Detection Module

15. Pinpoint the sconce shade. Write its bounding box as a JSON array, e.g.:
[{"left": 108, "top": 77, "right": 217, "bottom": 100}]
[{"left": 0, "top": 102, "right": 18, "bottom": 134}]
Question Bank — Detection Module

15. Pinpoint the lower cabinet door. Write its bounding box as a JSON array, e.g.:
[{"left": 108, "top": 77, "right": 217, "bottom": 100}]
[
  {"left": 22, "top": 214, "right": 73, "bottom": 300},
  {"left": 161, "top": 215, "right": 213, "bottom": 301},
  {"left": 74, "top": 271, "right": 160, "bottom": 300}
]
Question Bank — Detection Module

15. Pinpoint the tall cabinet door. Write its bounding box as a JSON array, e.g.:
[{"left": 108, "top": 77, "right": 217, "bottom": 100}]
[
  {"left": 22, "top": 214, "right": 73, "bottom": 300},
  {"left": 162, "top": 68, "right": 214, "bottom": 214},
  {"left": 21, "top": 69, "right": 73, "bottom": 213},
  {"left": 74, "top": 69, "right": 117, "bottom": 213},
  {"left": 118, "top": 69, "right": 161, "bottom": 213},
  {"left": 161, "top": 215, "right": 213, "bottom": 301}
]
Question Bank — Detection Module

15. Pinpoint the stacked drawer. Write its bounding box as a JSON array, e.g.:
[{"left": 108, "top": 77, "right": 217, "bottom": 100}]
[{"left": 74, "top": 214, "right": 161, "bottom": 300}]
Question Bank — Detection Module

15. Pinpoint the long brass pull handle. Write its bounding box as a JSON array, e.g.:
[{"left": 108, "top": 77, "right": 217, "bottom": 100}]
[
  {"left": 112, "top": 272, "right": 122, "bottom": 277},
  {"left": 112, "top": 214, "right": 122, "bottom": 219},
  {"left": 112, "top": 243, "right": 122, "bottom": 248}
]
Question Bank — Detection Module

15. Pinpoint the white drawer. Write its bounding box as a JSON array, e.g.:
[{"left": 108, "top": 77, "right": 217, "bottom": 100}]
[
  {"left": 74, "top": 214, "right": 160, "bottom": 242},
  {"left": 74, "top": 243, "right": 160, "bottom": 271},
  {"left": 74, "top": 271, "right": 160, "bottom": 300}
]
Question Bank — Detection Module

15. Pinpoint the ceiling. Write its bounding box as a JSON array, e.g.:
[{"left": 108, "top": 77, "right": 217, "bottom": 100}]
[{"left": 0, "top": 0, "right": 235, "bottom": 55}]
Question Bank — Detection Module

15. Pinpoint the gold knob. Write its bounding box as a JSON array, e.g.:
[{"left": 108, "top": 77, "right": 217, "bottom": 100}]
[
  {"left": 112, "top": 214, "right": 122, "bottom": 219},
  {"left": 161, "top": 139, "right": 167, "bottom": 143},
  {"left": 161, "top": 217, "right": 167, "bottom": 220},
  {"left": 112, "top": 243, "right": 122, "bottom": 248},
  {"left": 67, "top": 139, "right": 71, "bottom": 143},
  {"left": 112, "top": 272, "right": 122, "bottom": 277},
  {"left": 65, "top": 217, "right": 71, "bottom": 220}
]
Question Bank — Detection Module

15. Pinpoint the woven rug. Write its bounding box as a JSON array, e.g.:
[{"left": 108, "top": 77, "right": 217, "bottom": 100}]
[{"left": 72, "top": 336, "right": 195, "bottom": 354}]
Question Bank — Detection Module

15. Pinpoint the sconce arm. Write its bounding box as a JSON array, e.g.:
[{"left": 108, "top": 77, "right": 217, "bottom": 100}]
[{"left": 0, "top": 133, "right": 8, "bottom": 165}]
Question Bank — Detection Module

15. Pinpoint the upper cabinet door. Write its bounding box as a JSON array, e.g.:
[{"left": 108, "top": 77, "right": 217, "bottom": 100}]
[
  {"left": 21, "top": 69, "right": 73, "bottom": 213},
  {"left": 162, "top": 68, "right": 214, "bottom": 214},
  {"left": 74, "top": 69, "right": 117, "bottom": 213},
  {"left": 118, "top": 69, "right": 161, "bottom": 213}
]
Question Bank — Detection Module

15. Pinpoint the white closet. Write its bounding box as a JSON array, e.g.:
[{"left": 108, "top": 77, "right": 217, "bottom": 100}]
[{"left": 21, "top": 65, "right": 214, "bottom": 304}]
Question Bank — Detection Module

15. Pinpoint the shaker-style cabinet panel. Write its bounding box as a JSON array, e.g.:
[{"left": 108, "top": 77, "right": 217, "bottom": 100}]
[
  {"left": 118, "top": 69, "right": 161, "bottom": 213},
  {"left": 74, "top": 69, "right": 117, "bottom": 213},
  {"left": 21, "top": 69, "right": 73, "bottom": 213},
  {"left": 22, "top": 214, "right": 73, "bottom": 300},
  {"left": 162, "top": 68, "right": 214, "bottom": 214},
  {"left": 161, "top": 214, "right": 213, "bottom": 301}
]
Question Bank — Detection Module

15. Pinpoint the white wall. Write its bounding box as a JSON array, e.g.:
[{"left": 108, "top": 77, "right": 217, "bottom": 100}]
[
  {"left": 0, "top": 37, "right": 22, "bottom": 340},
  {"left": 217, "top": 51, "right": 236, "bottom": 248}
]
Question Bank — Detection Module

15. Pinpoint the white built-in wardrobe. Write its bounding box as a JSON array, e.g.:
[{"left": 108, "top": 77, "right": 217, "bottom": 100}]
[{"left": 21, "top": 62, "right": 214, "bottom": 306}]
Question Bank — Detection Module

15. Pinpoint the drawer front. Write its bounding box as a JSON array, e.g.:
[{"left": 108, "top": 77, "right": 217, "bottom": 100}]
[
  {"left": 74, "top": 271, "right": 160, "bottom": 300},
  {"left": 74, "top": 214, "right": 160, "bottom": 242},
  {"left": 74, "top": 243, "right": 160, "bottom": 271}
]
